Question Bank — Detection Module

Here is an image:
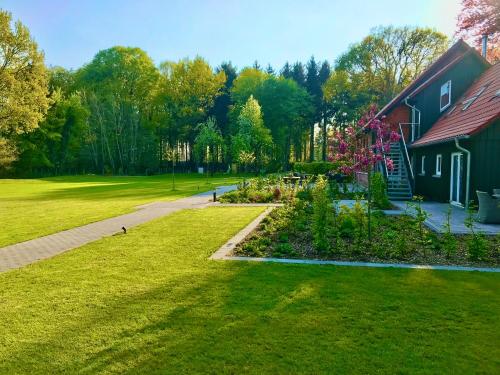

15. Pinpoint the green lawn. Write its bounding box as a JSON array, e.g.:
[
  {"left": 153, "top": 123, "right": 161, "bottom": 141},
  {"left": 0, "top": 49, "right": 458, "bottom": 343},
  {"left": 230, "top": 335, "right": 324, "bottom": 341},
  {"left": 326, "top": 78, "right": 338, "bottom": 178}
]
[
  {"left": 0, "top": 173, "right": 244, "bottom": 247},
  {"left": 0, "top": 206, "right": 498, "bottom": 374}
]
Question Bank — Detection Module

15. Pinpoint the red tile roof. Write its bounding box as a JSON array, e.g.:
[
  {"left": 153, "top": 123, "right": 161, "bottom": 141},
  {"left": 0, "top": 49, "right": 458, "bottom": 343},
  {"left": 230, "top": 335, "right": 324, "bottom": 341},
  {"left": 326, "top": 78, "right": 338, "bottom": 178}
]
[
  {"left": 375, "top": 40, "right": 489, "bottom": 119},
  {"left": 412, "top": 63, "right": 500, "bottom": 147}
]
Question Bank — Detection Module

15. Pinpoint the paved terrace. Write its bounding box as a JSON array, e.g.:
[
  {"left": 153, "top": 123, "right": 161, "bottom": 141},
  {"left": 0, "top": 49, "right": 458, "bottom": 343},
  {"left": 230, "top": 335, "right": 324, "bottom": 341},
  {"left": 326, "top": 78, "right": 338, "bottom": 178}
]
[
  {"left": 337, "top": 200, "right": 500, "bottom": 235},
  {"left": 0, "top": 185, "right": 237, "bottom": 273},
  {"left": 391, "top": 201, "right": 500, "bottom": 235}
]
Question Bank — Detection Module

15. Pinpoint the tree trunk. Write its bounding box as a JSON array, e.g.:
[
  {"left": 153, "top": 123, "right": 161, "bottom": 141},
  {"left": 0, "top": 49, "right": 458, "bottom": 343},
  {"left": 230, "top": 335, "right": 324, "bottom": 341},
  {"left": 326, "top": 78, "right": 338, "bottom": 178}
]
[
  {"left": 309, "top": 123, "right": 315, "bottom": 162},
  {"left": 322, "top": 114, "right": 327, "bottom": 161}
]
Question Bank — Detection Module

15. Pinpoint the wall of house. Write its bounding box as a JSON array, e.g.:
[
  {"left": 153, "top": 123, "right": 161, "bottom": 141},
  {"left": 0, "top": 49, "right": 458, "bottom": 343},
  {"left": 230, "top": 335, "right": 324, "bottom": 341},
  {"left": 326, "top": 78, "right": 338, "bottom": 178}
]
[
  {"left": 411, "top": 143, "right": 466, "bottom": 203},
  {"left": 469, "top": 120, "right": 500, "bottom": 198},
  {"left": 385, "top": 105, "right": 410, "bottom": 139},
  {"left": 409, "top": 53, "right": 488, "bottom": 138},
  {"left": 411, "top": 120, "right": 500, "bottom": 204}
]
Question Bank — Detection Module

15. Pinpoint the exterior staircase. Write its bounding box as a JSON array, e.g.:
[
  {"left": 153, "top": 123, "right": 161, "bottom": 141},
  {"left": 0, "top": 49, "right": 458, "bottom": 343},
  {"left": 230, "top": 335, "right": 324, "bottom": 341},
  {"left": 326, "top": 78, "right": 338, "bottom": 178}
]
[{"left": 385, "top": 142, "right": 413, "bottom": 201}]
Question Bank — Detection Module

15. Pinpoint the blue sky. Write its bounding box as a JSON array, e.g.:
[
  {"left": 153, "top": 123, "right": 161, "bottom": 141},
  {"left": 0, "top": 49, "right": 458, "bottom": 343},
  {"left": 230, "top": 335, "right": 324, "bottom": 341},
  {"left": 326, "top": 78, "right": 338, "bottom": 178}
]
[{"left": 1, "top": 0, "right": 462, "bottom": 70}]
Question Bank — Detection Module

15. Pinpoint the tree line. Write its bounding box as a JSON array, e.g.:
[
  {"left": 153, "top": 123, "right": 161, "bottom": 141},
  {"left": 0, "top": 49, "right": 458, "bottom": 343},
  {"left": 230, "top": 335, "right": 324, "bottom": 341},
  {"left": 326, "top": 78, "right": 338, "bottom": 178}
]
[{"left": 1, "top": 9, "right": 451, "bottom": 176}]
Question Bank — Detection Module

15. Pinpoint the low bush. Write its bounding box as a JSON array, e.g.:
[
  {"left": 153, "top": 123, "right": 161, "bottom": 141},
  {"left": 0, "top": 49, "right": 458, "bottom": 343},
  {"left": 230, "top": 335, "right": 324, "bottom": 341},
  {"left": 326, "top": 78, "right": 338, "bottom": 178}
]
[
  {"left": 234, "top": 196, "right": 499, "bottom": 267},
  {"left": 312, "top": 176, "right": 332, "bottom": 253},
  {"left": 294, "top": 161, "right": 338, "bottom": 175},
  {"left": 371, "top": 172, "right": 391, "bottom": 209}
]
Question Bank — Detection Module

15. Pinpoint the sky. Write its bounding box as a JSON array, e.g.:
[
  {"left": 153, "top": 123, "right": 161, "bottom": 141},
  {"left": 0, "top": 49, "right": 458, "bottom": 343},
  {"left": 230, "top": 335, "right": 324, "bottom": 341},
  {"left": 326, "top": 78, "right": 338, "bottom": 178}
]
[{"left": 1, "top": 0, "right": 463, "bottom": 70}]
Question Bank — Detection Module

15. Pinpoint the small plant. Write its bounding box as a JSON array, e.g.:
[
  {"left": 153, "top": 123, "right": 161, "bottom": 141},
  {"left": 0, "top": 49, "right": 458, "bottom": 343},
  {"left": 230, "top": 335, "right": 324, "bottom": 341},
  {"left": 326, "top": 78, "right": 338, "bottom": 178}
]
[
  {"left": 273, "top": 187, "right": 282, "bottom": 201},
  {"left": 464, "top": 201, "right": 487, "bottom": 261},
  {"left": 407, "top": 196, "right": 430, "bottom": 257},
  {"left": 441, "top": 204, "right": 457, "bottom": 258},
  {"left": 274, "top": 242, "right": 296, "bottom": 257},
  {"left": 371, "top": 172, "right": 391, "bottom": 209},
  {"left": 351, "top": 198, "right": 367, "bottom": 254},
  {"left": 312, "top": 175, "right": 332, "bottom": 253}
]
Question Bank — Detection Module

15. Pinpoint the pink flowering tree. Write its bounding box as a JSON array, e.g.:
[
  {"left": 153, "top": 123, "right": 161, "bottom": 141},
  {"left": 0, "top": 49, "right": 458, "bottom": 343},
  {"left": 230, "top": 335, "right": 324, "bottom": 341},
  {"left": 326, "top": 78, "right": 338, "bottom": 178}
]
[{"left": 328, "top": 104, "right": 400, "bottom": 239}]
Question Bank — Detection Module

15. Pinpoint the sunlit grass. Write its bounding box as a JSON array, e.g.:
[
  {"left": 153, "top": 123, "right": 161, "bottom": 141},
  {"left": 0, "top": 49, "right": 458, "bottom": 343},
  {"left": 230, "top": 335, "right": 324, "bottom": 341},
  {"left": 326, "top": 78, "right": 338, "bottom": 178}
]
[
  {"left": 0, "top": 173, "right": 245, "bottom": 247},
  {"left": 0, "top": 207, "right": 498, "bottom": 373}
]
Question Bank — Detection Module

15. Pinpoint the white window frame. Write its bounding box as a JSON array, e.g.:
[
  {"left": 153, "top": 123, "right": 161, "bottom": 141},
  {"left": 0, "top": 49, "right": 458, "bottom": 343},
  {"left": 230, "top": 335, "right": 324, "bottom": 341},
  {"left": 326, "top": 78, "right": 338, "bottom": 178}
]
[
  {"left": 420, "top": 155, "right": 426, "bottom": 175},
  {"left": 435, "top": 154, "right": 442, "bottom": 177},
  {"left": 440, "top": 80, "right": 452, "bottom": 112}
]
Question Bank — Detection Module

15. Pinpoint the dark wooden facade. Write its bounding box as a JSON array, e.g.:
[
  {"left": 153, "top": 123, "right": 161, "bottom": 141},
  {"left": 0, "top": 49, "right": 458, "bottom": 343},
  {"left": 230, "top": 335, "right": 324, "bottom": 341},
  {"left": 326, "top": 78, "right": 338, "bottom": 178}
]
[{"left": 377, "top": 40, "right": 499, "bottom": 206}]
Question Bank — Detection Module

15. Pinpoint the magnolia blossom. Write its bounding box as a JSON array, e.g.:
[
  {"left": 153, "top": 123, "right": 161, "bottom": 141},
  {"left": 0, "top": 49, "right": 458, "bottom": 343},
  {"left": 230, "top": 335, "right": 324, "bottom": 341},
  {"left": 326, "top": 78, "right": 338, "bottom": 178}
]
[
  {"left": 385, "top": 158, "right": 394, "bottom": 171},
  {"left": 327, "top": 104, "right": 400, "bottom": 175}
]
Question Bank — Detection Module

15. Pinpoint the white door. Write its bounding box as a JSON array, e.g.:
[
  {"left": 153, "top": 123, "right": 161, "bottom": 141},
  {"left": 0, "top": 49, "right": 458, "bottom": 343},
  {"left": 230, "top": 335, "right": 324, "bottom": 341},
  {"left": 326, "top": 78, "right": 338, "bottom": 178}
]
[{"left": 450, "top": 152, "right": 463, "bottom": 205}]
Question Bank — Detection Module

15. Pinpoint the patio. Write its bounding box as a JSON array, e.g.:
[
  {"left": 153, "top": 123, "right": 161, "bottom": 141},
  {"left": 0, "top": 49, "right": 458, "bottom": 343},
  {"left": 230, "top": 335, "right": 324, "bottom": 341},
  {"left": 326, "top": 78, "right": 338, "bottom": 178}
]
[
  {"left": 336, "top": 200, "right": 500, "bottom": 235},
  {"left": 391, "top": 201, "right": 500, "bottom": 235}
]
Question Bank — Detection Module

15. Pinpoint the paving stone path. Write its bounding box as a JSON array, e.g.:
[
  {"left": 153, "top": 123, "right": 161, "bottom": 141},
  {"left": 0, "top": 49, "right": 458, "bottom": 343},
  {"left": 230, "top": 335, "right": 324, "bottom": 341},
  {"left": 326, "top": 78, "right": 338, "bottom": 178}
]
[{"left": 0, "top": 186, "right": 236, "bottom": 273}]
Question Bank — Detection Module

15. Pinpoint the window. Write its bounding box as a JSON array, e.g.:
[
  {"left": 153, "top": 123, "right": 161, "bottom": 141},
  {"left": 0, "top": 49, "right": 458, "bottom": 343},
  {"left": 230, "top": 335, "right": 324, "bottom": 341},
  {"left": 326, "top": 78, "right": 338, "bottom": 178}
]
[
  {"left": 421, "top": 155, "right": 426, "bottom": 175},
  {"left": 462, "top": 85, "right": 488, "bottom": 111},
  {"left": 440, "top": 80, "right": 451, "bottom": 111},
  {"left": 435, "top": 154, "right": 442, "bottom": 177},
  {"left": 446, "top": 105, "right": 457, "bottom": 117}
]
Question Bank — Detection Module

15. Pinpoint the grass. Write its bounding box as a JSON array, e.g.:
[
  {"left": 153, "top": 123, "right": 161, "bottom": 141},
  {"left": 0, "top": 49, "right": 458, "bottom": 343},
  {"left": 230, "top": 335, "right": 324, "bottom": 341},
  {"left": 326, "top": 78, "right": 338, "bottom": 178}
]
[
  {"left": 0, "top": 206, "right": 499, "bottom": 374},
  {"left": 0, "top": 173, "right": 245, "bottom": 247}
]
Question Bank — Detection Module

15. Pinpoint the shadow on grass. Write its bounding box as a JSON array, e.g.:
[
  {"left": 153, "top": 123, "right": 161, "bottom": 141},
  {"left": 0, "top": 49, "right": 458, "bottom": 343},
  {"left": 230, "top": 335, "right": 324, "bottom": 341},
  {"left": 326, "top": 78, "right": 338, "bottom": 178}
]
[
  {"left": 4, "top": 261, "right": 498, "bottom": 374},
  {"left": 1, "top": 205, "right": 498, "bottom": 374}
]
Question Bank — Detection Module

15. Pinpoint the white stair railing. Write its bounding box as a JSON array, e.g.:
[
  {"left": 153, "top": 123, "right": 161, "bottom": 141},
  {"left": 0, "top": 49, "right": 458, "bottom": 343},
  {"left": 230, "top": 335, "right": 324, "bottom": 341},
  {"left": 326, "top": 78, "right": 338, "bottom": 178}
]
[{"left": 398, "top": 123, "right": 414, "bottom": 181}]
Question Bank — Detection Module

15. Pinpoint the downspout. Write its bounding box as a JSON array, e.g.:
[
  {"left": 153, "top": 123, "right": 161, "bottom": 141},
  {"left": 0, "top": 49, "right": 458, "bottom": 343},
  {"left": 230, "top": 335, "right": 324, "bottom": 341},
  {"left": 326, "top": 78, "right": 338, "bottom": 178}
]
[{"left": 454, "top": 138, "right": 471, "bottom": 209}]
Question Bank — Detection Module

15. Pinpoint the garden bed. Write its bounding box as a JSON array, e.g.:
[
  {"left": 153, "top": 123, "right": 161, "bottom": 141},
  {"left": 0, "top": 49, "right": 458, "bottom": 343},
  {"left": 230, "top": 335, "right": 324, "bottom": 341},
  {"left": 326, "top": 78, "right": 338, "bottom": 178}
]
[{"left": 231, "top": 201, "right": 500, "bottom": 268}]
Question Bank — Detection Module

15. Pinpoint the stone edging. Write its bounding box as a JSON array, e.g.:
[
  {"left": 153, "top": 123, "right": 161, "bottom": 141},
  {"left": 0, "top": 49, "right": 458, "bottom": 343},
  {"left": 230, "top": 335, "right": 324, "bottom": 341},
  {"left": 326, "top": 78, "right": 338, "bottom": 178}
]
[
  {"left": 210, "top": 207, "right": 276, "bottom": 260},
  {"left": 210, "top": 205, "right": 500, "bottom": 273}
]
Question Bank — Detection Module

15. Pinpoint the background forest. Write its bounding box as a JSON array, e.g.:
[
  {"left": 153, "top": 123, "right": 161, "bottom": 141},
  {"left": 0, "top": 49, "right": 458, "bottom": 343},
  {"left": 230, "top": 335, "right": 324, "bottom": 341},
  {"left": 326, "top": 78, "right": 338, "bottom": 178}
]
[{"left": 1, "top": 0, "right": 498, "bottom": 176}]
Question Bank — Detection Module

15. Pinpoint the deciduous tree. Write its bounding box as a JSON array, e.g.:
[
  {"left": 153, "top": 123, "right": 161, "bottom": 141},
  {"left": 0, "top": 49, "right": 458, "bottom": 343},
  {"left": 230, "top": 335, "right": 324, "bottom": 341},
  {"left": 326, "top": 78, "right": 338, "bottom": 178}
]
[
  {"left": 336, "top": 26, "right": 448, "bottom": 109},
  {"left": 456, "top": 0, "right": 500, "bottom": 62},
  {"left": 232, "top": 95, "right": 272, "bottom": 171},
  {"left": 0, "top": 10, "right": 50, "bottom": 169},
  {"left": 194, "top": 117, "right": 224, "bottom": 175}
]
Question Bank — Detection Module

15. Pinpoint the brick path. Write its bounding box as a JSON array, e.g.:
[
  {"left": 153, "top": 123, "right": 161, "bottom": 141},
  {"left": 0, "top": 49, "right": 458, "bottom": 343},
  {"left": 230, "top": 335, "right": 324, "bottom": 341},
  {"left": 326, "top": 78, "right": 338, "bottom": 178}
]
[{"left": 0, "top": 186, "right": 236, "bottom": 273}]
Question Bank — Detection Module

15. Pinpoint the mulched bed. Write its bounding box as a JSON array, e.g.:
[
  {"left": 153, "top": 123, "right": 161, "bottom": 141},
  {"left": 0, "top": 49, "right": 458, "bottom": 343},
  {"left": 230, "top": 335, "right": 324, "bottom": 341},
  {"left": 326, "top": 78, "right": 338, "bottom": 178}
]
[{"left": 232, "top": 202, "right": 500, "bottom": 268}]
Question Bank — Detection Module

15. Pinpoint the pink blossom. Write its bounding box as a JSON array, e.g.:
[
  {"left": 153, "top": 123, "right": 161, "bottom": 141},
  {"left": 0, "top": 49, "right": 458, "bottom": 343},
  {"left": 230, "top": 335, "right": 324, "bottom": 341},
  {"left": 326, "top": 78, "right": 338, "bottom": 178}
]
[
  {"left": 385, "top": 158, "right": 394, "bottom": 171},
  {"left": 339, "top": 140, "right": 348, "bottom": 154},
  {"left": 390, "top": 131, "right": 401, "bottom": 142}
]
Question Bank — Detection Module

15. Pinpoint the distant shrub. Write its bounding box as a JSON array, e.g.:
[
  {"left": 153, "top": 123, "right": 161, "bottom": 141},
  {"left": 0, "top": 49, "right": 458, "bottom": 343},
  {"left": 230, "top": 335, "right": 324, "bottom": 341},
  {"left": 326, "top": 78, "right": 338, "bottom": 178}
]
[{"left": 294, "top": 161, "right": 339, "bottom": 175}]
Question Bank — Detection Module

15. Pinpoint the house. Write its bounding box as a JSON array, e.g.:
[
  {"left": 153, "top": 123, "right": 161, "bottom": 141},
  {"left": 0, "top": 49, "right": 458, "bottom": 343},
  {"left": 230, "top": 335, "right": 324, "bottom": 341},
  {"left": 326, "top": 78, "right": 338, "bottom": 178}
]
[{"left": 375, "top": 40, "right": 499, "bottom": 207}]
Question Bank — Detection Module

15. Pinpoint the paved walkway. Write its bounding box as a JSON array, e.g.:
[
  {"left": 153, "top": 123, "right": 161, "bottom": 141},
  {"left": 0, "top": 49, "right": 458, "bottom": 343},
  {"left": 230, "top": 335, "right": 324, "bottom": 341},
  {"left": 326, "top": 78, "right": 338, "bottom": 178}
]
[
  {"left": 336, "top": 200, "right": 500, "bottom": 235},
  {"left": 0, "top": 186, "right": 236, "bottom": 273},
  {"left": 391, "top": 201, "right": 500, "bottom": 235}
]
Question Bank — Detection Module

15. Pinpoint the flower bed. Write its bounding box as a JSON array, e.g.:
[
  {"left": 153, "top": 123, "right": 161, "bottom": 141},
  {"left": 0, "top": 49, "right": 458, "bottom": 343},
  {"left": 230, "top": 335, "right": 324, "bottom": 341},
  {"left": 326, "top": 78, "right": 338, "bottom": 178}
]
[
  {"left": 218, "top": 176, "right": 310, "bottom": 204},
  {"left": 232, "top": 198, "right": 500, "bottom": 268}
]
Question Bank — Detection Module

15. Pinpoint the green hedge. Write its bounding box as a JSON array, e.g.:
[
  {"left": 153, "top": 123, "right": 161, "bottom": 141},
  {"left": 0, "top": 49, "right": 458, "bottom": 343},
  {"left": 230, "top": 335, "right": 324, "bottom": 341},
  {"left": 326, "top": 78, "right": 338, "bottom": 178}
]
[{"left": 293, "top": 161, "right": 338, "bottom": 175}]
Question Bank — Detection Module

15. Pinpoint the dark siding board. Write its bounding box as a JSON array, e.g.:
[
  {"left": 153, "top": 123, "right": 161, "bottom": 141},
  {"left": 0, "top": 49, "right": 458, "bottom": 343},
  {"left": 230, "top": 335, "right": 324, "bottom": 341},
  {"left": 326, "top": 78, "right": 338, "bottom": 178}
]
[
  {"left": 410, "top": 53, "right": 488, "bottom": 138},
  {"left": 412, "top": 143, "right": 461, "bottom": 203},
  {"left": 410, "top": 120, "right": 500, "bottom": 204},
  {"left": 469, "top": 120, "right": 500, "bottom": 201}
]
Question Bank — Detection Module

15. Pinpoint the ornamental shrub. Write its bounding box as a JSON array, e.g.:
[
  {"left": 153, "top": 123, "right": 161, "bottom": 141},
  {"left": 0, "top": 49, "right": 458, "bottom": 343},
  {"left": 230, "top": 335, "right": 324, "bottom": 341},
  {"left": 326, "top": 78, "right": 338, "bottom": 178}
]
[
  {"left": 371, "top": 172, "right": 391, "bottom": 209},
  {"left": 312, "top": 175, "right": 332, "bottom": 253},
  {"left": 464, "top": 202, "right": 488, "bottom": 261},
  {"left": 294, "top": 161, "right": 339, "bottom": 175}
]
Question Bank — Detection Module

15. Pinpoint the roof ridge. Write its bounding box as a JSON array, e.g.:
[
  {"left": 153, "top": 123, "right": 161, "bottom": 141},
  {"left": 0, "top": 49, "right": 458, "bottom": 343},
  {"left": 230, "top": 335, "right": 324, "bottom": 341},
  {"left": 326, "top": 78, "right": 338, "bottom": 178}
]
[
  {"left": 375, "top": 39, "right": 489, "bottom": 119},
  {"left": 412, "top": 62, "right": 500, "bottom": 147}
]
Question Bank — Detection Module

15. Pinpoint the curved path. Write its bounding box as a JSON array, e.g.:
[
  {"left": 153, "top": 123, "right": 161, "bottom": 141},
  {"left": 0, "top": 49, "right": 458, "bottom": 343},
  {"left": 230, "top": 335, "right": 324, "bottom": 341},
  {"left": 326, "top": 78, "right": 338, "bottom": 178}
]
[{"left": 0, "top": 186, "right": 236, "bottom": 273}]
